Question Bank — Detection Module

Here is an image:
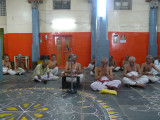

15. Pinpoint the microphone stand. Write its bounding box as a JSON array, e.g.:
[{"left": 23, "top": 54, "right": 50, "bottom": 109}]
[{"left": 67, "top": 48, "right": 77, "bottom": 94}]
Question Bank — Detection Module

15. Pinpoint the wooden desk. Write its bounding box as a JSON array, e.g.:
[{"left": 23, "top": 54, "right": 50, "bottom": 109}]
[{"left": 14, "top": 56, "right": 29, "bottom": 69}]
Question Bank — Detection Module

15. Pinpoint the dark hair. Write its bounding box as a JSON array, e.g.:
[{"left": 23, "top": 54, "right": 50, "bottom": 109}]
[
  {"left": 3, "top": 54, "right": 8, "bottom": 59},
  {"left": 51, "top": 54, "right": 55, "bottom": 57}
]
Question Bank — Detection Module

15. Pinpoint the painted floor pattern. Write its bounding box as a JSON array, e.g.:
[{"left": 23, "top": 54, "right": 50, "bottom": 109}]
[{"left": 0, "top": 70, "right": 160, "bottom": 120}]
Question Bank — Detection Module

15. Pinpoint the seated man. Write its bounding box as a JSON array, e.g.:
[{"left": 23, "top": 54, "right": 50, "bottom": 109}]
[
  {"left": 15, "top": 54, "right": 28, "bottom": 75},
  {"left": 48, "top": 54, "right": 59, "bottom": 76},
  {"left": 141, "top": 55, "right": 160, "bottom": 82},
  {"left": 109, "top": 56, "right": 120, "bottom": 71},
  {"left": 152, "top": 56, "right": 160, "bottom": 75},
  {"left": 84, "top": 58, "right": 95, "bottom": 76},
  {"left": 153, "top": 56, "right": 159, "bottom": 63},
  {"left": 64, "top": 54, "right": 83, "bottom": 82},
  {"left": 2, "top": 55, "right": 16, "bottom": 75},
  {"left": 90, "top": 58, "right": 121, "bottom": 91},
  {"left": 122, "top": 56, "right": 148, "bottom": 88},
  {"left": 121, "top": 55, "right": 129, "bottom": 69},
  {"left": 33, "top": 60, "right": 54, "bottom": 84}
]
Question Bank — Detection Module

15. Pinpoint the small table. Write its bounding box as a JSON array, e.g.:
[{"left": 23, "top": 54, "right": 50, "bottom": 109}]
[
  {"left": 62, "top": 76, "right": 80, "bottom": 89},
  {"left": 14, "top": 56, "right": 29, "bottom": 69}
]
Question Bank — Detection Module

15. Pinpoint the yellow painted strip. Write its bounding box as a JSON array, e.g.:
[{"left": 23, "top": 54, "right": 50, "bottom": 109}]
[
  {"left": 0, "top": 113, "right": 12, "bottom": 117},
  {"left": 54, "top": 93, "right": 57, "bottom": 95},
  {"left": 36, "top": 108, "right": 48, "bottom": 111},
  {"left": 97, "top": 100, "right": 102, "bottom": 102},
  {"left": 108, "top": 112, "right": 115, "bottom": 114},
  {"left": 8, "top": 117, "right": 14, "bottom": 120},
  {"left": 34, "top": 104, "right": 40, "bottom": 108},
  {"left": 6, "top": 107, "right": 18, "bottom": 111},
  {"left": 62, "top": 95, "right": 66, "bottom": 96},
  {"left": 82, "top": 106, "right": 89, "bottom": 108},
  {"left": 29, "top": 88, "right": 32, "bottom": 89},
  {"left": 100, "top": 103, "right": 106, "bottom": 105},
  {"left": 19, "top": 89, "right": 22, "bottom": 91},
  {"left": 21, "top": 116, "right": 27, "bottom": 120},
  {"left": 19, "top": 93, "right": 21, "bottom": 95},
  {"left": 103, "top": 106, "right": 109, "bottom": 107},
  {"left": 23, "top": 103, "right": 29, "bottom": 108},
  {"left": 9, "top": 89, "right": 12, "bottom": 91},
  {"left": 4, "top": 90, "right": 7, "bottom": 92},
  {"left": 78, "top": 101, "right": 83, "bottom": 103},
  {"left": 34, "top": 113, "right": 43, "bottom": 118},
  {"left": 107, "top": 108, "right": 113, "bottom": 111},
  {"left": 110, "top": 115, "right": 117, "bottom": 118}
]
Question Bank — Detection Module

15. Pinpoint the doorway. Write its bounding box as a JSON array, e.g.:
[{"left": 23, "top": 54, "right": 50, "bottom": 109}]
[{"left": 55, "top": 35, "right": 72, "bottom": 68}]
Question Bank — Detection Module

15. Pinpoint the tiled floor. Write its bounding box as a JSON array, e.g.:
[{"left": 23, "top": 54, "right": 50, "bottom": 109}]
[{"left": 0, "top": 70, "right": 160, "bottom": 120}]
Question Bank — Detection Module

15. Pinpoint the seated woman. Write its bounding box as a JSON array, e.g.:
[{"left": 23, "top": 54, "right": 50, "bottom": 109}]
[
  {"left": 64, "top": 54, "right": 83, "bottom": 82},
  {"left": 109, "top": 56, "right": 120, "bottom": 71},
  {"left": 15, "top": 54, "right": 28, "bottom": 75},
  {"left": 2, "top": 55, "right": 16, "bottom": 75},
  {"left": 90, "top": 58, "right": 121, "bottom": 91}
]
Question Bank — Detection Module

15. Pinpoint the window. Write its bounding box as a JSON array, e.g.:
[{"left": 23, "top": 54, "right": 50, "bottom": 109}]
[
  {"left": 0, "top": 0, "right": 6, "bottom": 16},
  {"left": 53, "top": 0, "right": 70, "bottom": 10},
  {"left": 114, "top": 0, "right": 132, "bottom": 10}
]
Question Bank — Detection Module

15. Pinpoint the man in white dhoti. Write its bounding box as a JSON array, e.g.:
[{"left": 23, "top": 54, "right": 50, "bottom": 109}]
[
  {"left": 152, "top": 56, "right": 160, "bottom": 75},
  {"left": 2, "top": 55, "right": 16, "bottom": 75},
  {"left": 90, "top": 58, "right": 121, "bottom": 91},
  {"left": 64, "top": 54, "right": 84, "bottom": 83},
  {"left": 84, "top": 58, "right": 95, "bottom": 76},
  {"left": 121, "top": 55, "right": 129, "bottom": 70},
  {"left": 141, "top": 55, "right": 160, "bottom": 82},
  {"left": 48, "top": 54, "right": 59, "bottom": 80},
  {"left": 33, "top": 60, "right": 54, "bottom": 84},
  {"left": 122, "top": 56, "right": 148, "bottom": 88},
  {"left": 109, "top": 56, "right": 120, "bottom": 71},
  {"left": 15, "top": 54, "right": 28, "bottom": 75}
]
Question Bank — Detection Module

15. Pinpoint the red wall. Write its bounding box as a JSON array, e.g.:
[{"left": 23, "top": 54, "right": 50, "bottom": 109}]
[
  {"left": 3, "top": 32, "right": 91, "bottom": 68},
  {"left": 39, "top": 32, "right": 91, "bottom": 68},
  {"left": 3, "top": 32, "right": 160, "bottom": 68},
  {"left": 108, "top": 32, "right": 149, "bottom": 66}
]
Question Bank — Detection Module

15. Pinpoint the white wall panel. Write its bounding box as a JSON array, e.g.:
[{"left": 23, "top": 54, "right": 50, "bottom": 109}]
[{"left": 0, "top": 16, "right": 7, "bottom": 33}]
